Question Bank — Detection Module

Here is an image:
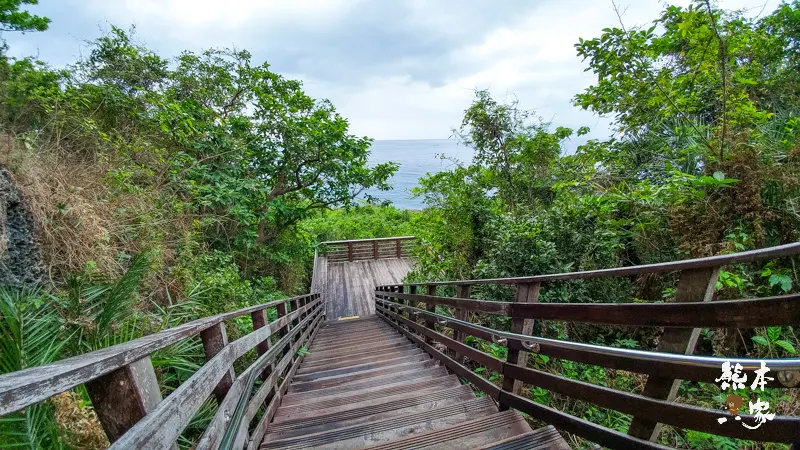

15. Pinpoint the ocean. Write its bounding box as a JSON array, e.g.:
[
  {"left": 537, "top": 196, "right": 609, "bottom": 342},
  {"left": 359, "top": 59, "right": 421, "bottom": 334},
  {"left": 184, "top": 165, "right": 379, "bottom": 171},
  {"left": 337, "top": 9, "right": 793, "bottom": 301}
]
[{"left": 365, "top": 139, "right": 474, "bottom": 210}]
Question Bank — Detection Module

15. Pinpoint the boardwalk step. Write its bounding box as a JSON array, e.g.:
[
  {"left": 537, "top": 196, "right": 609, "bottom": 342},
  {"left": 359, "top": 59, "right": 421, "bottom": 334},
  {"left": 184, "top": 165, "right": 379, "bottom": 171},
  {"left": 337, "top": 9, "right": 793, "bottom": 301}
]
[
  {"left": 309, "top": 335, "right": 405, "bottom": 353},
  {"left": 281, "top": 363, "right": 445, "bottom": 404},
  {"left": 475, "top": 426, "right": 571, "bottom": 450},
  {"left": 260, "top": 312, "right": 565, "bottom": 449},
  {"left": 297, "top": 343, "right": 418, "bottom": 370},
  {"left": 362, "top": 410, "right": 533, "bottom": 450},
  {"left": 271, "top": 384, "right": 475, "bottom": 429},
  {"left": 276, "top": 374, "right": 460, "bottom": 414},
  {"left": 261, "top": 396, "right": 498, "bottom": 449},
  {"left": 273, "top": 377, "right": 463, "bottom": 423},
  {"left": 266, "top": 386, "right": 478, "bottom": 440},
  {"left": 288, "top": 357, "right": 434, "bottom": 392}
]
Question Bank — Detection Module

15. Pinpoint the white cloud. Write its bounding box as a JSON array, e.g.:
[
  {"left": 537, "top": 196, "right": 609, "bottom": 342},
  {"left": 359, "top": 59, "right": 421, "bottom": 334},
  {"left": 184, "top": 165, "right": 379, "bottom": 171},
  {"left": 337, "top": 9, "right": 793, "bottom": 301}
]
[{"left": 6, "top": 0, "right": 783, "bottom": 141}]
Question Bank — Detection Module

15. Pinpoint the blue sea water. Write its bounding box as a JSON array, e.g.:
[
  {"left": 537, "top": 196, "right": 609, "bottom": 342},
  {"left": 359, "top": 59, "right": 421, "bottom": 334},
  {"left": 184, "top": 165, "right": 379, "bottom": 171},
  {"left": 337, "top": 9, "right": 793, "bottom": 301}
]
[{"left": 365, "top": 139, "right": 474, "bottom": 210}]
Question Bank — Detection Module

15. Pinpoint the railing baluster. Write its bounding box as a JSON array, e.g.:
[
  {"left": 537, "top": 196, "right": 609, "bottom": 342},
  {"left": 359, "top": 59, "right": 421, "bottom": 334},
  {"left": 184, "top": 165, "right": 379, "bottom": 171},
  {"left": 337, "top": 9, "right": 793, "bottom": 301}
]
[
  {"left": 348, "top": 241, "right": 354, "bottom": 261},
  {"left": 627, "top": 266, "right": 721, "bottom": 441},
  {"left": 453, "top": 284, "right": 472, "bottom": 362},
  {"left": 373, "top": 240, "right": 379, "bottom": 259},
  {"left": 408, "top": 285, "right": 418, "bottom": 324},
  {"left": 289, "top": 297, "right": 302, "bottom": 348},
  {"left": 500, "top": 282, "right": 541, "bottom": 410},
  {"left": 251, "top": 309, "right": 273, "bottom": 380},
  {"left": 393, "top": 285, "right": 404, "bottom": 324},
  {"left": 424, "top": 285, "right": 437, "bottom": 345},
  {"left": 276, "top": 301, "right": 289, "bottom": 338},
  {"left": 396, "top": 238, "right": 401, "bottom": 258},
  {"left": 85, "top": 356, "right": 163, "bottom": 443},
  {"left": 200, "top": 322, "right": 235, "bottom": 403}
]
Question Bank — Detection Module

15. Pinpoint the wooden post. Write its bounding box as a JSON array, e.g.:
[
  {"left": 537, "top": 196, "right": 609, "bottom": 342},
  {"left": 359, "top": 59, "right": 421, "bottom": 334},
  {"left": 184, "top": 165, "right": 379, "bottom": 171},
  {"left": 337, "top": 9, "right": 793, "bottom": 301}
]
[
  {"left": 251, "top": 309, "right": 272, "bottom": 379},
  {"left": 200, "top": 322, "right": 235, "bottom": 403},
  {"left": 291, "top": 297, "right": 304, "bottom": 345},
  {"left": 373, "top": 241, "right": 379, "bottom": 259},
  {"left": 627, "top": 266, "right": 721, "bottom": 441},
  {"left": 500, "top": 282, "right": 541, "bottom": 410},
  {"left": 409, "top": 285, "right": 418, "bottom": 324},
  {"left": 390, "top": 285, "right": 401, "bottom": 324},
  {"left": 396, "top": 239, "right": 402, "bottom": 258},
  {"left": 424, "top": 285, "right": 437, "bottom": 345},
  {"left": 453, "top": 284, "right": 472, "bottom": 362},
  {"left": 348, "top": 242, "right": 353, "bottom": 261},
  {"left": 86, "top": 356, "right": 162, "bottom": 443},
  {"left": 276, "top": 301, "right": 289, "bottom": 338}
]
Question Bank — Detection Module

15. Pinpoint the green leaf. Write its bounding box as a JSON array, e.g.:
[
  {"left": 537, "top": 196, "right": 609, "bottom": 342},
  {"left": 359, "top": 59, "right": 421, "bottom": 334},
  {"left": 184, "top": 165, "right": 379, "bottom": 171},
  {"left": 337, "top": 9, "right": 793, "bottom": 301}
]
[
  {"left": 751, "top": 335, "right": 769, "bottom": 346},
  {"left": 713, "top": 171, "right": 725, "bottom": 181},
  {"left": 767, "top": 326, "right": 782, "bottom": 342},
  {"left": 774, "top": 340, "right": 797, "bottom": 354},
  {"left": 768, "top": 273, "right": 792, "bottom": 292}
]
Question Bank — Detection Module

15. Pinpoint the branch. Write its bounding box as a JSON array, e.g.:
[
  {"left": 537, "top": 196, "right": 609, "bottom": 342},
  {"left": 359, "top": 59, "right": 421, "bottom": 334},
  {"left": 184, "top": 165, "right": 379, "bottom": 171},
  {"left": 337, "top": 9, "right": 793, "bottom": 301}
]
[
  {"left": 220, "top": 86, "right": 245, "bottom": 118},
  {"left": 703, "top": 0, "right": 728, "bottom": 161},
  {"left": 611, "top": 0, "right": 714, "bottom": 152}
]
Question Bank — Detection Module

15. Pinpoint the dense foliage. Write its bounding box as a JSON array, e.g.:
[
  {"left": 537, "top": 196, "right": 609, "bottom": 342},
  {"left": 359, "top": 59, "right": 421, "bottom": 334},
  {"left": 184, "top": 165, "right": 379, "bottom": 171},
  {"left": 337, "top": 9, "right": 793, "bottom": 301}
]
[
  {"left": 0, "top": 5, "right": 399, "bottom": 447},
  {"left": 408, "top": 1, "right": 800, "bottom": 448},
  {"left": 1, "top": 0, "right": 799, "bottom": 449}
]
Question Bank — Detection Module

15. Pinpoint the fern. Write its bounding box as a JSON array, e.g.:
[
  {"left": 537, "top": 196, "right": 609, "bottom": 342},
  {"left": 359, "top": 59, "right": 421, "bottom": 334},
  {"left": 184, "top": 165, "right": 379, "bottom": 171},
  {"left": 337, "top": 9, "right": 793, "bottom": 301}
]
[{"left": 0, "top": 287, "right": 68, "bottom": 449}]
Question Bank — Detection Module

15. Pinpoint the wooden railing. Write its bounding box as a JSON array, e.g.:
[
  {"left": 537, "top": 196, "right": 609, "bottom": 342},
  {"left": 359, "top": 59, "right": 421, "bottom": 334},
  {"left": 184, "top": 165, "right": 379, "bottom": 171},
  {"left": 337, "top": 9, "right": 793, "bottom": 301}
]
[
  {"left": 0, "top": 292, "right": 324, "bottom": 450},
  {"left": 319, "top": 236, "right": 415, "bottom": 262},
  {"left": 376, "top": 243, "right": 800, "bottom": 449}
]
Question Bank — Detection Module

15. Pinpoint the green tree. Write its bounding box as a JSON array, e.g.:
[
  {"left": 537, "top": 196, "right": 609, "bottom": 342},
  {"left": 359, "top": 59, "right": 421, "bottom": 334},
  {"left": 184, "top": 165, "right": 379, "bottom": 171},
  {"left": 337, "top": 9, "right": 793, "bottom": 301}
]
[{"left": 0, "top": 0, "right": 49, "bottom": 33}]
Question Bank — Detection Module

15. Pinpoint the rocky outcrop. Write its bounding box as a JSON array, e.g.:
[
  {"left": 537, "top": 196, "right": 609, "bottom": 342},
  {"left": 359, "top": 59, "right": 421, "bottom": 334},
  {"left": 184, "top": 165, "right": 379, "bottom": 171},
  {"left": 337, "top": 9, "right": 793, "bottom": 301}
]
[{"left": 0, "top": 167, "right": 46, "bottom": 286}]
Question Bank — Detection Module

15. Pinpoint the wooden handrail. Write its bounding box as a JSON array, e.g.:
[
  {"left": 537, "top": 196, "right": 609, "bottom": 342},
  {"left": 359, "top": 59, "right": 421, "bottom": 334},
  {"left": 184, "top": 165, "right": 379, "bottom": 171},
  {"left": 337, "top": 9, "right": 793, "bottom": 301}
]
[
  {"left": 379, "top": 291, "right": 800, "bottom": 328},
  {"left": 375, "top": 298, "right": 800, "bottom": 384},
  {"left": 374, "top": 243, "right": 800, "bottom": 447},
  {"left": 319, "top": 236, "right": 416, "bottom": 245},
  {"left": 381, "top": 241, "right": 800, "bottom": 287},
  {"left": 0, "top": 292, "right": 325, "bottom": 449},
  {"left": 320, "top": 236, "right": 415, "bottom": 262}
]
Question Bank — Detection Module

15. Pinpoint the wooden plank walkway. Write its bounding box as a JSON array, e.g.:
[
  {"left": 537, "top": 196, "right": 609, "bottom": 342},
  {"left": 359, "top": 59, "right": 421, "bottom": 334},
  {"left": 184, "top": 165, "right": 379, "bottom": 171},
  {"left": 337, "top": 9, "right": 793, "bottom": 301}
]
[
  {"left": 261, "top": 316, "right": 567, "bottom": 449},
  {"left": 312, "top": 256, "right": 413, "bottom": 319}
]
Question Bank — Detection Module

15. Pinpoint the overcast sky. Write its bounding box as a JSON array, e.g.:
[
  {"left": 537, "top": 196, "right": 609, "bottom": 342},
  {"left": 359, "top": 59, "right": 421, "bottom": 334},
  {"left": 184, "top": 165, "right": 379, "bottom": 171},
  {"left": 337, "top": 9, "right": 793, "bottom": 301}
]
[{"left": 5, "top": 0, "right": 779, "bottom": 141}]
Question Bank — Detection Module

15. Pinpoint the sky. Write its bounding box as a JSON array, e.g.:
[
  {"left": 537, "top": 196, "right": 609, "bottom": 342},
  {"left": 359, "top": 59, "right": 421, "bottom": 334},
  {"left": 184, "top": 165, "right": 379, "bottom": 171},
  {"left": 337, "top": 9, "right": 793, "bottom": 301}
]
[{"left": 5, "top": 0, "right": 780, "bottom": 142}]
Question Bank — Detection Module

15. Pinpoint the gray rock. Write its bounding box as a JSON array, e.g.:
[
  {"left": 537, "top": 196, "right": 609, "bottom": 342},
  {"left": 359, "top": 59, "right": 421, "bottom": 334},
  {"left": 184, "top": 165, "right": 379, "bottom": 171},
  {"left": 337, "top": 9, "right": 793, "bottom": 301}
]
[{"left": 0, "top": 167, "right": 47, "bottom": 286}]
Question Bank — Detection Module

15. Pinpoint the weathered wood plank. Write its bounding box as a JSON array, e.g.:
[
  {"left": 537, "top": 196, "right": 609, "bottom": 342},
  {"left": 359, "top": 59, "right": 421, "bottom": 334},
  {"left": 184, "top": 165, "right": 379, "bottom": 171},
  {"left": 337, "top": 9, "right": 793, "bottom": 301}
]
[
  {"left": 251, "top": 309, "right": 272, "bottom": 380},
  {"left": 85, "top": 356, "right": 162, "bottom": 443},
  {"left": 0, "top": 294, "right": 315, "bottom": 416},
  {"left": 247, "top": 320, "right": 315, "bottom": 450},
  {"left": 504, "top": 363, "right": 800, "bottom": 442},
  {"left": 200, "top": 322, "right": 235, "bottom": 403},
  {"left": 374, "top": 298, "right": 800, "bottom": 386},
  {"left": 391, "top": 242, "right": 800, "bottom": 287},
  {"left": 390, "top": 308, "right": 503, "bottom": 372},
  {"left": 316, "top": 256, "right": 413, "bottom": 319},
  {"left": 453, "top": 284, "right": 472, "bottom": 362},
  {"left": 376, "top": 306, "right": 501, "bottom": 400},
  {"left": 502, "top": 282, "right": 540, "bottom": 405},
  {"left": 628, "top": 267, "right": 719, "bottom": 441},
  {"left": 198, "top": 310, "right": 323, "bottom": 450},
  {"left": 109, "top": 298, "right": 322, "bottom": 449},
  {"left": 510, "top": 293, "right": 800, "bottom": 327},
  {"left": 498, "top": 391, "right": 669, "bottom": 450},
  {"left": 380, "top": 290, "right": 510, "bottom": 315},
  {"left": 424, "top": 285, "right": 437, "bottom": 345}
]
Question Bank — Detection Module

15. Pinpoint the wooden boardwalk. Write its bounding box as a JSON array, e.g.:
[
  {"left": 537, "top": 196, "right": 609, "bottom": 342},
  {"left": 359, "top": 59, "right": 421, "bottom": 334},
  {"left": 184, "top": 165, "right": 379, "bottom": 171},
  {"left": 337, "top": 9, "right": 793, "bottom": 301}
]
[
  {"left": 3, "top": 239, "right": 799, "bottom": 449},
  {"left": 312, "top": 255, "right": 413, "bottom": 319},
  {"left": 261, "top": 316, "right": 565, "bottom": 449}
]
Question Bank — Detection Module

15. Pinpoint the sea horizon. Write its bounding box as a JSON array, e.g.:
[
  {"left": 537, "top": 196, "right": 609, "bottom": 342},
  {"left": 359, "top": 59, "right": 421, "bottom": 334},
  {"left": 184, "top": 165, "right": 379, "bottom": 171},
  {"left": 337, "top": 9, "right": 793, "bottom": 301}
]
[{"left": 365, "top": 138, "right": 475, "bottom": 210}]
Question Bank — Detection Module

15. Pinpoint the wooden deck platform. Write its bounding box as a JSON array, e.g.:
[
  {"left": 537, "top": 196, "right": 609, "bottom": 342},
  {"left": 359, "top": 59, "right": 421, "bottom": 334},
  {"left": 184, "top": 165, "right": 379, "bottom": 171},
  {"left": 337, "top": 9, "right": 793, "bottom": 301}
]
[
  {"left": 312, "top": 255, "right": 413, "bottom": 320},
  {"left": 261, "top": 316, "right": 567, "bottom": 450}
]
